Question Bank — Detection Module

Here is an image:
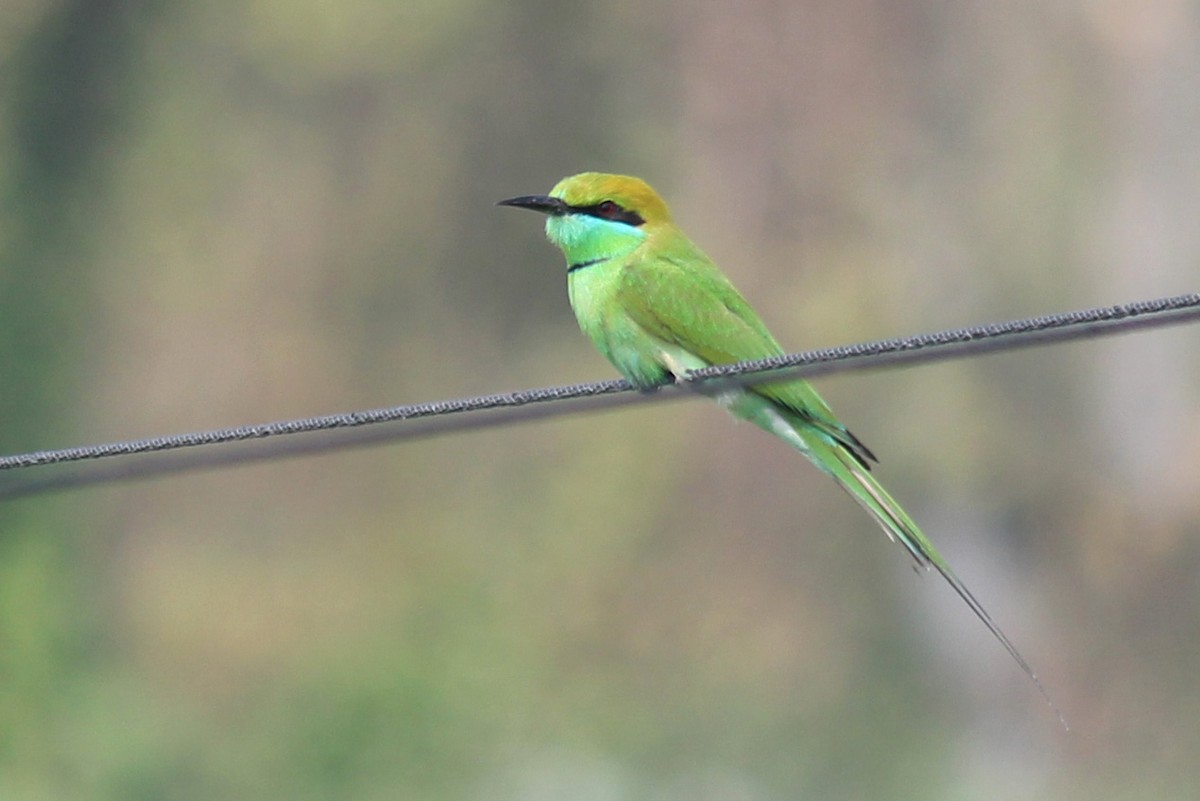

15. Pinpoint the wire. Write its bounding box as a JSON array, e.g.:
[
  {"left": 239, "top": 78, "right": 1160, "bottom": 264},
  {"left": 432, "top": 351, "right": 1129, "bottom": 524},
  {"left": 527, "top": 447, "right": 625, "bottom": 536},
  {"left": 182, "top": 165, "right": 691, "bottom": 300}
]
[
  {"left": 688, "top": 291, "right": 1200, "bottom": 384},
  {"left": 0, "top": 292, "right": 1197, "bottom": 500}
]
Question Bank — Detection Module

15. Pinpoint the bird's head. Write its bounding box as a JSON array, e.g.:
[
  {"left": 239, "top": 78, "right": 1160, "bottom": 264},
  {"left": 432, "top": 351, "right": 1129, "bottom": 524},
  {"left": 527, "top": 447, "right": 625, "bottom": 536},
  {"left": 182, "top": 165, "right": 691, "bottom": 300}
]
[{"left": 498, "top": 172, "right": 672, "bottom": 264}]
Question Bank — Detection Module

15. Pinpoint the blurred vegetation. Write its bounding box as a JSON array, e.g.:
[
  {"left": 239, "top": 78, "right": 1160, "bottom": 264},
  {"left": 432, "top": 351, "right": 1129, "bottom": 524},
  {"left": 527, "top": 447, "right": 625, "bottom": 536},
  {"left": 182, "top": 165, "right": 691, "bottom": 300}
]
[{"left": 2, "top": 1, "right": 1199, "bottom": 799}]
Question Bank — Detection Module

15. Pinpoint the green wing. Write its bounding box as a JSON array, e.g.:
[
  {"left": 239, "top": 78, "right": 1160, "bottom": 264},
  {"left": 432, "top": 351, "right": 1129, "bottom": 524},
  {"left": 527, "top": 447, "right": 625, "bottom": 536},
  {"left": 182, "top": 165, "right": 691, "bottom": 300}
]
[{"left": 617, "top": 245, "right": 876, "bottom": 466}]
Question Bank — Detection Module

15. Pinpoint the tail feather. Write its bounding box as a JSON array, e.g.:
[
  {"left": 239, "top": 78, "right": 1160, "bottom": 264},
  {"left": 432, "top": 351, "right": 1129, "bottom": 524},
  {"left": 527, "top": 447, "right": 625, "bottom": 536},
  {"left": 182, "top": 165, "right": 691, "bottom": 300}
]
[
  {"left": 726, "top": 392, "right": 1065, "bottom": 725},
  {"left": 803, "top": 425, "right": 1068, "bottom": 729}
]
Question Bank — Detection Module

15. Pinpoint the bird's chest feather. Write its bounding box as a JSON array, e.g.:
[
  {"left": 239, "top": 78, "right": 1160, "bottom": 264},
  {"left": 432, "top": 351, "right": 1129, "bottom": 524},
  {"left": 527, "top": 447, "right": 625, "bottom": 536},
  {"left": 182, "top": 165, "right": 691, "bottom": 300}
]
[{"left": 567, "top": 263, "right": 672, "bottom": 388}]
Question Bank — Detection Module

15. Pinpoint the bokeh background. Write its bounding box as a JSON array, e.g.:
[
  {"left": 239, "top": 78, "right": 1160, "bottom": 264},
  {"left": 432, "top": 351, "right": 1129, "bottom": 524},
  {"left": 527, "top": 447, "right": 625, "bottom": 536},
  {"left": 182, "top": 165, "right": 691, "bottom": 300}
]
[{"left": 3, "top": 1, "right": 1199, "bottom": 798}]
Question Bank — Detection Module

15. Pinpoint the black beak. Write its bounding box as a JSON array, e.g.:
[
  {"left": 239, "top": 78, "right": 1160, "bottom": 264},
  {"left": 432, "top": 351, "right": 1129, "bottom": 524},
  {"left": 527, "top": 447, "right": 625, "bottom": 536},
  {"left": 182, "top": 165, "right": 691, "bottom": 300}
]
[{"left": 496, "top": 194, "right": 570, "bottom": 216}]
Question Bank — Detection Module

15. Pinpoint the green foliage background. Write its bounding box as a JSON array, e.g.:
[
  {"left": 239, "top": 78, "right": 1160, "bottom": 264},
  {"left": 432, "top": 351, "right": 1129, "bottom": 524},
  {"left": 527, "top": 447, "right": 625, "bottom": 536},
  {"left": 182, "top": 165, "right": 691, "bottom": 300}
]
[{"left": 2, "top": 2, "right": 1199, "bottom": 798}]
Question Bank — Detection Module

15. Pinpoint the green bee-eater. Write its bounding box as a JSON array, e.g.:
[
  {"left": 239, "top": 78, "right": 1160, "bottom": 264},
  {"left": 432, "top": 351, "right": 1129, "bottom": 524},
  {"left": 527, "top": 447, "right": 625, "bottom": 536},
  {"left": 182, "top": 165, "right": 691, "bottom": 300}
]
[{"left": 500, "top": 172, "right": 1060, "bottom": 720}]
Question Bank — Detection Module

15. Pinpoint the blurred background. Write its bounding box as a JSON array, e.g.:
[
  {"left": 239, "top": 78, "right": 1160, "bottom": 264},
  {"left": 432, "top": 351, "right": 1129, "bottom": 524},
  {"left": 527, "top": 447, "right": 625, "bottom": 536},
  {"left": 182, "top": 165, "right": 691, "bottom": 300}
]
[{"left": 2, "top": 1, "right": 1199, "bottom": 798}]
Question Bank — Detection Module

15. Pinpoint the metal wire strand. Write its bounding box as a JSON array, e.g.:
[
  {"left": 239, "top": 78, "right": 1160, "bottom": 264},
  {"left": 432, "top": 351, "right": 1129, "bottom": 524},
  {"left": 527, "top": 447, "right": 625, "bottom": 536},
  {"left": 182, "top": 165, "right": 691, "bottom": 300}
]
[{"left": 0, "top": 292, "right": 1197, "bottom": 500}]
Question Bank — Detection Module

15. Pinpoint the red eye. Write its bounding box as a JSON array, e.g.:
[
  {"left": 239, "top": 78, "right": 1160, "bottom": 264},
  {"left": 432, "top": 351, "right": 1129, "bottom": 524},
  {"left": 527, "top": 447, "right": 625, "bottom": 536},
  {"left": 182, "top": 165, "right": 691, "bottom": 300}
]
[{"left": 597, "top": 200, "right": 618, "bottom": 218}]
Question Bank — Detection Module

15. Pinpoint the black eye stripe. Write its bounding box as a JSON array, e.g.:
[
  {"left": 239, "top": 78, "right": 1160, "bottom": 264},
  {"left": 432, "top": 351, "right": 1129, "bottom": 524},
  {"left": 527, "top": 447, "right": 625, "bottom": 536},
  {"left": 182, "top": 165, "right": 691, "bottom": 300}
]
[{"left": 571, "top": 202, "right": 646, "bottom": 227}]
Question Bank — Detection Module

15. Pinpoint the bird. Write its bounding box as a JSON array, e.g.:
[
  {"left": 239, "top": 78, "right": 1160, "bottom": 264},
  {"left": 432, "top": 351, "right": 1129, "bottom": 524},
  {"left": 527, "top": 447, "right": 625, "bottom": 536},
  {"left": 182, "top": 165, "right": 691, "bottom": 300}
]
[{"left": 499, "top": 172, "right": 1063, "bottom": 725}]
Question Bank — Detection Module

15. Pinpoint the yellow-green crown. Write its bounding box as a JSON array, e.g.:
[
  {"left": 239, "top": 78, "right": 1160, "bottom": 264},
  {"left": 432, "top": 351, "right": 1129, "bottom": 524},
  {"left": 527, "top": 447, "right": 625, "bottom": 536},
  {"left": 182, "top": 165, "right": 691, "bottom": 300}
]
[{"left": 550, "top": 172, "right": 673, "bottom": 225}]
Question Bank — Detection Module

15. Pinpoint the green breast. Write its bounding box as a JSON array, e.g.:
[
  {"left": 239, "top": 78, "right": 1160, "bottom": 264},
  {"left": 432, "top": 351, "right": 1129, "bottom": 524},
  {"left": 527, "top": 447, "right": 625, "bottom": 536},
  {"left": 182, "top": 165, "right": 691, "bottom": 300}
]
[{"left": 567, "top": 260, "right": 672, "bottom": 388}]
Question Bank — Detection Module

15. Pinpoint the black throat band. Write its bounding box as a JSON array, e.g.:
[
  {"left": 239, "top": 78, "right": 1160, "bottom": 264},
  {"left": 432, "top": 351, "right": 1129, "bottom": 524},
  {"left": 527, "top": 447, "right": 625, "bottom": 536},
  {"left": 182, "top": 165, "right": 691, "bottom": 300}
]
[{"left": 567, "top": 257, "right": 606, "bottom": 274}]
